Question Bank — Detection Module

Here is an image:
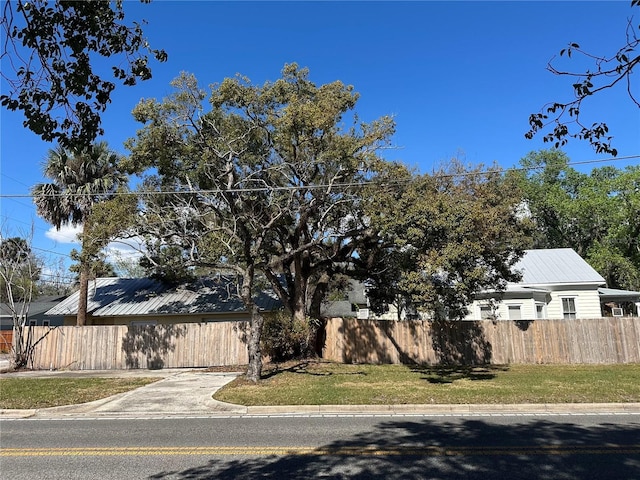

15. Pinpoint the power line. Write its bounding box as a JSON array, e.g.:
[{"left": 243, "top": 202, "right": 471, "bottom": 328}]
[
  {"left": 37, "top": 271, "right": 76, "bottom": 282},
  {"left": 0, "top": 154, "right": 638, "bottom": 199},
  {"left": 31, "top": 246, "right": 73, "bottom": 259},
  {"left": 1, "top": 195, "right": 35, "bottom": 210}
]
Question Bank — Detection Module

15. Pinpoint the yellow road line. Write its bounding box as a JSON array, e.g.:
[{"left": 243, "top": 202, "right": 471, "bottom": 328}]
[{"left": 2, "top": 445, "right": 639, "bottom": 457}]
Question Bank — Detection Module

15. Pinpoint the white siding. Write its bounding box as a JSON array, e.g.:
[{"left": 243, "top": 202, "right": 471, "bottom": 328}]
[
  {"left": 465, "top": 289, "right": 602, "bottom": 320},
  {"left": 465, "top": 298, "right": 538, "bottom": 320},
  {"left": 547, "top": 289, "right": 602, "bottom": 319}
]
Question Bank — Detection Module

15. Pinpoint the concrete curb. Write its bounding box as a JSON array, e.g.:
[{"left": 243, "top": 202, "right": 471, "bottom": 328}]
[
  {"left": 0, "top": 409, "right": 37, "bottom": 419},
  {"left": 245, "top": 403, "right": 640, "bottom": 416},
  {"left": 3, "top": 403, "right": 639, "bottom": 419}
]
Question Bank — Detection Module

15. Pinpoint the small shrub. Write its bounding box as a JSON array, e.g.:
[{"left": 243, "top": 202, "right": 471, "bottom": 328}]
[{"left": 261, "top": 311, "right": 311, "bottom": 362}]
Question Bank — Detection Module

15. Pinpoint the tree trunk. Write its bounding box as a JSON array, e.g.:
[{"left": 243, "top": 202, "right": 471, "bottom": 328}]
[
  {"left": 245, "top": 303, "right": 264, "bottom": 382},
  {"left": 309, "top": 272, "right": 330, "bottom": 321},
  {"left": 76, "top": 221, "right": 91, "bottom": 326},
  {"left": 10, "top": 321, "right": 27, "bottom": 370},
  {"left": 306, "top": 273, "right": 330, "bottom": 357},
  {"left": 240, "top": 266, "right": 264, "bottom": 382},
  {"left": 76, "top": 266, "right": 89, "bottom": 326}
]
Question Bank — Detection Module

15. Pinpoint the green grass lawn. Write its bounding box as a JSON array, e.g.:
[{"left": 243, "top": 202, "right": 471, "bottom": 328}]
[
  {"left": 2, "top": 363, "right": 638, "bottom": 409},
  {"left": 0, "top": 377, "right": 158, "bottom": 409},
  {"left": 213, "top": 362, "right": 640, "bottom": 405}
]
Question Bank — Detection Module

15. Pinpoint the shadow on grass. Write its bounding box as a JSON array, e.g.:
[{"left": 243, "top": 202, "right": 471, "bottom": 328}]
[
  {"left": 148, "top": 418, "right": 640, "bottom": 480},
  {"left": 261, "top": 360, "right": 367, "bottom": 380},
  {"left": 261, "top": 361, "right": 507, "bottom": 384},
  {"left": 410, "top": 364, "right": 510, "bottom": 384}
]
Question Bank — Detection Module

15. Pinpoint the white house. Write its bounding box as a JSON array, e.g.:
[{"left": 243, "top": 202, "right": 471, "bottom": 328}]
[
  {"left": 466, "top": 248, "right": 608, "bottom": 321},
  {"left": 324, "top": 248, "right": 640, "bottom": 321}
]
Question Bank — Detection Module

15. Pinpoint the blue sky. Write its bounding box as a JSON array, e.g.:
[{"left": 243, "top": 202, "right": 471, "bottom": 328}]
[{"left": 1, "top": 1, "right": 639, "bottom": 281}]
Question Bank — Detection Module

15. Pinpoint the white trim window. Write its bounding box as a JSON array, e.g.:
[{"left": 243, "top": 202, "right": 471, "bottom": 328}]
[
  {"left": 561, "top": 298, "right": 577, "bottom": 320},
  {"left": 535, "top": 303, "right": 546, "bottom": 319},
  {"left": 479, "top": 305, "right": 496, "bottom": 320},
  {"left": 508, "top": 305, "right": 522, "bottom": 320}
]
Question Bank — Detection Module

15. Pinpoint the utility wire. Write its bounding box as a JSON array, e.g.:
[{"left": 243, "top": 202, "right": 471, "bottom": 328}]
[
  {"left": 0, "top": 154, "right": 638, "bottom": 199},
  {"left": 31, "top": 246, "right": 73, "bottom": 258}
]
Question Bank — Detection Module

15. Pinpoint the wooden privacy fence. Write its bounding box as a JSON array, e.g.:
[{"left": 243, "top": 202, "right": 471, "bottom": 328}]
[
  {"left": 322, "top": 317, "right": 640, "bottom": 365},
  {"left": 25, "top": 322, "right": 250, "bottom": 370},
  {"left": 0, "top": 330, "right": 13, "bottom": 353},
  {"left": 17, "top": 317, "right": 640, "bottom": 370}
]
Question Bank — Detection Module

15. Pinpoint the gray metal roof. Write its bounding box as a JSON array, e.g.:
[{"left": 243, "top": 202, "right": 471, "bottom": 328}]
[
  {"left": 46, "top": 277, "right": 282, "bottom": 317},
  {"left": 513, "top": 248, "right": 605, "bottom": 286},
  {"left": 1, "top": 296, "right": 66, "bottom": 324},
  {"left": 598, "top": 287, "right": 640, "bottom": 301}
]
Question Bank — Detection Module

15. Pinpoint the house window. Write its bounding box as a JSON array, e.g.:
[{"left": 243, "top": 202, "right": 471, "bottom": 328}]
[
  {"left": 508, "top": 305, "right": 522, "bottom": 320},
  {"left": 535, "top": 304, "right": 545, "bottom": 319},
  {"left": 480, "top": 305, "right": 494, "bottom": 320},
  {"left": 42, "top": 320, "right": 50, "bottom": 327},
  {"left": 562, "top": 298, "right": 577, "bottom": 320},
  {"left": 28, "top": 320, "right": 37, "bottom": 327}
]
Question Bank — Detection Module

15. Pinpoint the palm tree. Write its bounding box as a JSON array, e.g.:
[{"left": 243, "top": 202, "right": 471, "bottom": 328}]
[{"left": 32, "top": 142, "right": 128, "bottom": 325}]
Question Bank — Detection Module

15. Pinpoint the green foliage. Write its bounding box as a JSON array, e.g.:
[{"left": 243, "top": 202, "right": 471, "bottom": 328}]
[
  {"left": 32, "top": 142, "right": 128, "bottom": 229},
  {"left": 364, "top": 160, "right": 533, "bottom": 320},
  {"left": 127, "top": 65, "right": 534, "bottom": 325},
  {"left": 526, "top": 1, "right": 639, "bottom": 155},
  {"left": 33, "top": 143, "right": 129, "bottom": 279},
  {"left": 1, "top": 0, "right": 167, "bottom": 150},
  {"left": 517, "top": 149, "right": 640, "bottom": 290},
  {"left": 69, "top": 250, "right": 116, "bottom": 279},
  {"left": 139, "top": 245, "right": 194, "bottom": 284},
  {"left": 261, "top": 311, "right": 312, "bottom": 362},
  {"left": 126, "top": 64, "right": 399, "bottom": 323}
]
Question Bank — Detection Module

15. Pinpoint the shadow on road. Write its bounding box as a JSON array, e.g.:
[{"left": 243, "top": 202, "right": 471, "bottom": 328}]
[{"left": 148, "top": 418, "right": 640, "bottom": 479}]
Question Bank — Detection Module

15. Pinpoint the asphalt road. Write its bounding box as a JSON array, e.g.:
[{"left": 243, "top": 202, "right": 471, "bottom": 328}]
[{"left": 2, "top": 414, "right": 640, "bottom": 479}]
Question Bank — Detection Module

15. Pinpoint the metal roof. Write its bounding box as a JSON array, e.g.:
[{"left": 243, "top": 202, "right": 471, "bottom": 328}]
[
  {"left": 598, "top": 287, "right": 640, "bottom": 301},
  {"left": 513, "top": 248, "right": 605, "bottom": 286},
  {"left": 46, "top": 277, "right": 282, "bottom": 317}
]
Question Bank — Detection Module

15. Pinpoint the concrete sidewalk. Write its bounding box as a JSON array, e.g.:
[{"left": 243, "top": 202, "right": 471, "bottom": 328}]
[
  {"left": 1, "top": 368, "right": 640, "bottom": 419},
  {"left": 0, "top": 369, "right": 245, "bottom": 419}
]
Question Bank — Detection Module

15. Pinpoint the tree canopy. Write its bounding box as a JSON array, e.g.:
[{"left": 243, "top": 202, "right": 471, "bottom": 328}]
[
  {"left": 517, "top": 150, "right": 640, "bottom": 291},
  {"left": 1, "top": 0, "right": 166, "bottom": 150},
  {"left": 363, "top": 162, "right": 533, "bottom": 320},
  {"left": 125, "top": 64, "right": 399, "bottom": 379}
]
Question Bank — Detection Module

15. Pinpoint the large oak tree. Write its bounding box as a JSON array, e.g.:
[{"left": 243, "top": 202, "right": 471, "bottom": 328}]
[{"left": 126, "top": 65, "right": 398, "bottom": 379}]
